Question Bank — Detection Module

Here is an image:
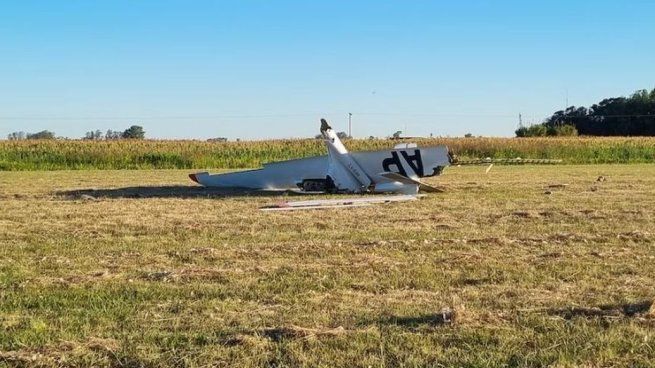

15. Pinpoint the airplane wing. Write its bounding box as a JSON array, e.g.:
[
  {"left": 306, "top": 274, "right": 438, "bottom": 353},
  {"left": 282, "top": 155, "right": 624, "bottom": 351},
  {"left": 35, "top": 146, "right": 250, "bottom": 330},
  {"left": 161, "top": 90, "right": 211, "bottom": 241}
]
[
  {"left": 260, "top": 194, "right": 419, "bottom": 211},
  {"left": 189, "top": 155, "right": 328, "bottom": 190}
]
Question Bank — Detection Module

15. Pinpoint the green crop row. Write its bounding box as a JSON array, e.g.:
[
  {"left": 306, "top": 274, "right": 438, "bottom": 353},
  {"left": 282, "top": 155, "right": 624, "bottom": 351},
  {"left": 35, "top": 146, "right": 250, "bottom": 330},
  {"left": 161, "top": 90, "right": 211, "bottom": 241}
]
[{"left": 0, "top": 137, "right": 653, "bottom": 170}]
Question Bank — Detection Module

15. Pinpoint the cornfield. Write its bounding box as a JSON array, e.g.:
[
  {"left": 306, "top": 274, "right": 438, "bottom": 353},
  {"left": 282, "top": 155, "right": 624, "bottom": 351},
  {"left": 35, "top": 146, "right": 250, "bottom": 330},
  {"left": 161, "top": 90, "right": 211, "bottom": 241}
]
[{"left": 1, "top": 137, "right": 654, "bottom": 170}]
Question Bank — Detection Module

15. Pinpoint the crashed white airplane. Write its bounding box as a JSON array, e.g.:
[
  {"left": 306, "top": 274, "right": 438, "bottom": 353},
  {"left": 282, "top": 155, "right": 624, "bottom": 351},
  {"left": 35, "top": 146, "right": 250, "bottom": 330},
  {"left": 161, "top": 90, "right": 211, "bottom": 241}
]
[{"left": 189, "top": 119, "right": 450, "bottom": 195}]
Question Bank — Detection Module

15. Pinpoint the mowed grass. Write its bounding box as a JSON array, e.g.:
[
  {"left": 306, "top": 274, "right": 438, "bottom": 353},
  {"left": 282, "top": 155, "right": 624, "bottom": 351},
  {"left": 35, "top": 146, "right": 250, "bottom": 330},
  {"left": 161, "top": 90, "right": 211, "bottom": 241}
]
[
  {"left": 1, "top": 165, "right": 654, "bottom": 367},
  {"left": 2, "top": 136, "right": 655, "bottom": 170}
]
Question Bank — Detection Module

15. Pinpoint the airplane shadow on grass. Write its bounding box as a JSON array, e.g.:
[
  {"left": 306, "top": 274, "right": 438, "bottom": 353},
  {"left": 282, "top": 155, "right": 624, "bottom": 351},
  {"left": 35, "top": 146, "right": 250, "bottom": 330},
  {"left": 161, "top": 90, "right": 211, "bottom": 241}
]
[{"left": 57, "top": 186, "right": 304, "bottom": 199}]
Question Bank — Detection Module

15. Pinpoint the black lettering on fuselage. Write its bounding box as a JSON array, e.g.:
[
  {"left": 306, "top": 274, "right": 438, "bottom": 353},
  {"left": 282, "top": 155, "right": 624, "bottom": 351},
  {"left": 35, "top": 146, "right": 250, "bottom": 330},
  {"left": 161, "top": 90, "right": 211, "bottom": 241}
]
[
  {"left": 382, "top": 151, "right": 407, "bottom": 176},
  {"left": 382, "top": 150, "right": 424, "bottom": 177},
  {"left": 401, "top": 150, "right": 424, "bottom": 177}
]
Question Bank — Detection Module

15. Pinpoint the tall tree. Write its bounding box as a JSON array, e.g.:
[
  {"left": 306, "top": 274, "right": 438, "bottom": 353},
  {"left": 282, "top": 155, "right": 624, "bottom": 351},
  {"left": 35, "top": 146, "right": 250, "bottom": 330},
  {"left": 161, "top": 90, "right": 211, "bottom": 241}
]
[
  {"left": 26, "top": 130, "right": 56, "bottom": 139},
  {"left": 122, "top": 125, "right": 145, "bottom": 139},
  {"left": 520, "top": 88, "right": 655, "bottom": 136},
  {"left": 7, "top": 131, "right": 26, "bottom": 140}
]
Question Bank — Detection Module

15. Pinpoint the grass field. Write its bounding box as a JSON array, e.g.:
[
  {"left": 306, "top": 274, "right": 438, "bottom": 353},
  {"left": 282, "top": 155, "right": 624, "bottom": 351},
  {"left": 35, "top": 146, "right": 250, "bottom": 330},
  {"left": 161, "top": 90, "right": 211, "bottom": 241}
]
[
  {"left": 1, "top": 165, "right": 654, "bottom": 367},
  {"left": 1, "top": 136, "right": 655, "bottom": 170}
]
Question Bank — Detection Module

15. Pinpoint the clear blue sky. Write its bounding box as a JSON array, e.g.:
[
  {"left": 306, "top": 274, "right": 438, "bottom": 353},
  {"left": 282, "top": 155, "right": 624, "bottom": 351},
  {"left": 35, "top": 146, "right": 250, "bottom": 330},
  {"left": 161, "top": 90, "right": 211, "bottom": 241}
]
[{"left": 1, "top": 0, "right": 653, "bottom": 139}]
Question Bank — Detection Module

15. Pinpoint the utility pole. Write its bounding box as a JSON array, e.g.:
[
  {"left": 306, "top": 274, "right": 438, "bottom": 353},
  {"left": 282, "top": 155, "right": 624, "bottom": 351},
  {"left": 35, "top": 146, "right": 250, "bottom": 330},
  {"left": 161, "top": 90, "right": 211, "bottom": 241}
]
[{"left": 348, "top": 112, "right": 352, "bottom": 138}]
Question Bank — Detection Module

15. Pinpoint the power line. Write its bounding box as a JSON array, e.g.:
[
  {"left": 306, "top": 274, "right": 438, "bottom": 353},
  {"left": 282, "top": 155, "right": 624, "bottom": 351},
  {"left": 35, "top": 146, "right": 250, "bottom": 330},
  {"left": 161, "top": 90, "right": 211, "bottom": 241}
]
[
  {"left": 0, "top": 112, "right": 653, "bottom": 121},
  {"left": 0, "top": 113, "right": 333, "bottom": 121},
  {"left": 0, "top": 112, "right": 531, "bottom": 120}
]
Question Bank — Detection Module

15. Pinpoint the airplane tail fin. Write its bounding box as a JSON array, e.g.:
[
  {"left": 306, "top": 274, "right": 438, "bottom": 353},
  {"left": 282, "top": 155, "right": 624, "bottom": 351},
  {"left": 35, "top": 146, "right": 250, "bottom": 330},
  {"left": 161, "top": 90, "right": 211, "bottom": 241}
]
[
  {"left": 320, "top": 118, "right": 331, "bottom": 135},
  {"left": 321, "top": 118, "right": 372, "bottom": 191}
]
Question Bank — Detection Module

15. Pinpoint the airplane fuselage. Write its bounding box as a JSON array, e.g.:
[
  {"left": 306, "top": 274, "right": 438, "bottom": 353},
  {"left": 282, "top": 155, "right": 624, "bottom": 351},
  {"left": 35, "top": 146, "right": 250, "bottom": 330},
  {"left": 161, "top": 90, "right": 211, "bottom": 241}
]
[{"left": 189, "top": 119, "right": 451, "bottom": 194}]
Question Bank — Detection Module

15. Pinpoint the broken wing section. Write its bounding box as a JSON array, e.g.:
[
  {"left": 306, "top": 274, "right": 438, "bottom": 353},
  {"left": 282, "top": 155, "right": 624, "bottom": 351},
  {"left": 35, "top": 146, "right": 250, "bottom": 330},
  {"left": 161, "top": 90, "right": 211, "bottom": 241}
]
[
  {"left": 379, "top": 172, "right": 444, "bottom": 193},
  {"left": 189, "top": 156, "right": 328, "bottom": 190}
]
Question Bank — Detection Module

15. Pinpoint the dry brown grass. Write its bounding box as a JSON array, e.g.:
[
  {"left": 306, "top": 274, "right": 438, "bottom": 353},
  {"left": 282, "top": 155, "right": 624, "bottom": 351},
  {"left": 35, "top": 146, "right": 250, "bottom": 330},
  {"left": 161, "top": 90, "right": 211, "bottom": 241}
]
[{"left": 1, "top": 165, "right": 654, "bottom": 366}]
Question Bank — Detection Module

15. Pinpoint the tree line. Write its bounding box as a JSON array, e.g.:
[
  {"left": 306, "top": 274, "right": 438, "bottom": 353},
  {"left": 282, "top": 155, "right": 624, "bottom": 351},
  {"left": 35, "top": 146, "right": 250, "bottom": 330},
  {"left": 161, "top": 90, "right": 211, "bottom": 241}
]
[
  {"left": 7, "top": 90, "right": 655, "bottom": 140},
  {"left": 7, "top": 125, "right": 146, "bottom": 140},
  {"left": 517, "top": 88, "right": 655, "bottom": 137}
]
